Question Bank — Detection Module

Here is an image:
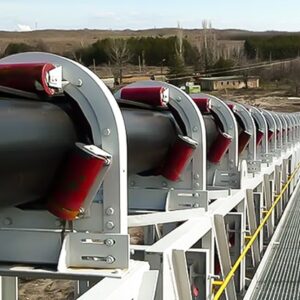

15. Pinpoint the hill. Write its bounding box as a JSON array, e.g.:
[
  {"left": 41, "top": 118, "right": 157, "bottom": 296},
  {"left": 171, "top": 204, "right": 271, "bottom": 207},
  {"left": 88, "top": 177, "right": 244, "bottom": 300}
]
[{"left": 1, "top": 28, "right": 300, "bottom": 55}]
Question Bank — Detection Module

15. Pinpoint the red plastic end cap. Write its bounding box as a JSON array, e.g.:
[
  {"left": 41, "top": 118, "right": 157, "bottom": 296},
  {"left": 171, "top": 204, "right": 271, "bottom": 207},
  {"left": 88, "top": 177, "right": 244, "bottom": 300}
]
[
  {"left": 277, "top": 129, "right": 281, "bottom": 137},
  {"left": 0, "top": 63, "right": 56, "bottom": 96},
  {"left": 208, "top": 131, "right": 232, "bottom": 164},
  {"left": 238, "top": 131, "right": 252, "bottom": 154},
  {"left": 120, "top": 86, "right": 169, "bottom": 107},
  {"left": 160, "top": 135, "right": 198, "bottom": 181},
  {"left": 227, "top": 103, "right": 236, "bottom": 111},
  {"left": 47, "top": 143, "right": 108, "bottom": 220},
  {"left": 256, "top": 129, "right": 264, "bottom": 146},
  {"left": 192, "top": 97, "right": 211, "bottom": 113},
  {"left": 268, "top": 130, "right": 274, "bottom": 142}
]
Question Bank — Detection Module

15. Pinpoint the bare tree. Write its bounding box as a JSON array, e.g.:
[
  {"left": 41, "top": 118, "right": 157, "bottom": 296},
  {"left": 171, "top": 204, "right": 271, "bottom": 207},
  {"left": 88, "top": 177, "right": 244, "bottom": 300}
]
[
  {"left": 177, "top": 21, "right": 184, "bottom": 60},
  {"left": 107, "top": 39, "right": 131, "bottom": 84}
]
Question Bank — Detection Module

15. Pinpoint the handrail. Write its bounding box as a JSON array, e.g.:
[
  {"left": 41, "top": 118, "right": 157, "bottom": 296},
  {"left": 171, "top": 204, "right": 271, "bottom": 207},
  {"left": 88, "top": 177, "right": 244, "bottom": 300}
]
[{"left": 213, "top": 163, "right": 300, "bottom": 300}]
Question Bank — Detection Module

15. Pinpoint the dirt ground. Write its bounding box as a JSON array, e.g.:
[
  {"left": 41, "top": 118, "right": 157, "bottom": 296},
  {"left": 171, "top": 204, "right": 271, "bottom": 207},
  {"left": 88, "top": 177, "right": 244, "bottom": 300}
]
[
  {"left": 211, "top": 85, "right": 300, "bottom": 112},
  {"left": 19, "top": 279, "right": 74, "bottom": 300}
]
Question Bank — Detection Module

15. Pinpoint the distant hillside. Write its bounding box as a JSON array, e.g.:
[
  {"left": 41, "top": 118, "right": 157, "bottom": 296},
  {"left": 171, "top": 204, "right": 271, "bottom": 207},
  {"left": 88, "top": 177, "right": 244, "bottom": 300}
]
[{"left": 0, "top": 28, "right": 300, "bottom": 55}]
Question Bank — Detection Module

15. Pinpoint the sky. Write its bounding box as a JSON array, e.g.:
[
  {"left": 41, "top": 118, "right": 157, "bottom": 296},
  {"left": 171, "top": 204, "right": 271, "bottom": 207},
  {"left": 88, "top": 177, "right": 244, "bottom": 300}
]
[{"left": 1, "top": 0, "right": 300, "bottom": 32}]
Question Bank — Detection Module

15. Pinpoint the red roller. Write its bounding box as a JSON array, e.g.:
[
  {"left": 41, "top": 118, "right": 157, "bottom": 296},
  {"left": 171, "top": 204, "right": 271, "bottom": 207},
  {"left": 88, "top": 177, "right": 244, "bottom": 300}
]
[
  {"left": 120, "top": 86, "right": 169, "bottom": 107},
  {"left": 160, "top": 135, "right": 198, "bottom": 181},
  {"left": 0, "top": 63, "right": 57, "bottom": 96},
  {"left": 268, "top": 130, "right": 274, "bottom": 142},
  {"left": 256, "top": 129, "right": 264, "bottom": 146},
  {"left": 227, "top": 103, "right": 236, "bottom": 111},
  {"left": 47, "top": 143, "right": 111, "bottom": 220},
  {"left": 277, "top": 129, "right": 281, "bottom": 137},
  {"left": 192, "top": 97, "right": 211, "bottom": 113},
  {"left": 208, "top": 132, "right": 232, "bottom": 164},
  {"left": 238, "top": 131, "right": 252, "bottom": 154}
]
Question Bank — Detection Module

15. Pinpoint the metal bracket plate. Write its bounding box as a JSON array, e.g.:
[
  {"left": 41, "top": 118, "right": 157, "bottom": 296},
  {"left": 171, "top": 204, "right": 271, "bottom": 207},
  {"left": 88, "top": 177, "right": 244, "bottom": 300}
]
[
  {"left": 247, "top": 160, "right": 262, "bottom": 173},
  {"left": 58, "top": 233, "right": 129, "bottom": 270},
  {"left": 212, "top": 170, "right": 241, "bottom": 189},
  {"left": 261, "top": 153, "right": 274, "bottom": 164},
  {"left": 166, "top": 190, "right": 208, "bottom": 211}
]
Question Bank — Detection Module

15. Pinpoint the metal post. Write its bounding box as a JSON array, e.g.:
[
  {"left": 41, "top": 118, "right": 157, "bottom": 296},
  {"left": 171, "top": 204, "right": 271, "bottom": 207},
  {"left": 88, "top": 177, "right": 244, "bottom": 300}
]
[
  {"left": 213, "top": 214, "right": 237, "bottom": 300},
  {"left": 246, "top": 190, "right": 260, "bottom": 266},
  {"left": 263, "top": 174, "right": 274, "bottom": 237},
  {"left": 0, "top": 277, "right": 17, "bottom": 300}
]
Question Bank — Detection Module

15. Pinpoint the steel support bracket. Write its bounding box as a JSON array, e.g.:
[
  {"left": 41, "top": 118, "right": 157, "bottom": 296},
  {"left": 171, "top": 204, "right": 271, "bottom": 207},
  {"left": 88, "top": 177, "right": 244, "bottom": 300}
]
[
  {"left": 166, "top": 190, "right": 208, "bottom": 211},
  {"left": 247, "top": 160, "right": 262, "bottom": 173},
  {"left": 58, "top": 232, "right": 129, "bottom": 270}
]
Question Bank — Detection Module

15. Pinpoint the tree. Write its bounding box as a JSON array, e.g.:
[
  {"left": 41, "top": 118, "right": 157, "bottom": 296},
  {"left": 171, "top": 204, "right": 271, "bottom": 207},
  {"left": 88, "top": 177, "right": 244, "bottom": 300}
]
[
  {"left": 4, "top": 43, "right": 34, "bottom": 56},
  {"left": 212, "top": 57, "right": 235, "bottom": 71},
  {"left": 197, "top": 20, "right": 218, "bottom": 70},
  {"left": 106, "top": 39, "right": 131, "bottom": 84},
  {"left": 4, "top": 40, "right": 49, "bottom": 57},
  {"left": 75, "top": 39, "right": 110, "bottom": 66},
  {"left": 168, "top": 32, "right": 189, "bottom": 86}
]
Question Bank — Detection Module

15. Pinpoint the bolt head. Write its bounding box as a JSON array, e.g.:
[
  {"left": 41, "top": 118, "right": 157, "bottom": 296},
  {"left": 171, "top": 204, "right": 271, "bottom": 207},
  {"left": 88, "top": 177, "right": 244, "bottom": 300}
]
[
  {"left": 106, "top": 221, "right": 115, "bottom": 230},
  {"left": 106, "top": 255, "right": 115, "bottom": 264},
  {"left": 55, "top": 220, "right": 62, "bottom": 227},
  {"left": 3, "top": 218, "right": 12, "bottom": 226},
  {"left": 103, "top": 128, "right": 111, "bottom": 136},
  {"left": 105, "top": 207, "right": 115, "bottom": 216},
  {"left": 105, "top": 239, "right": 115, "bottom": 247}
]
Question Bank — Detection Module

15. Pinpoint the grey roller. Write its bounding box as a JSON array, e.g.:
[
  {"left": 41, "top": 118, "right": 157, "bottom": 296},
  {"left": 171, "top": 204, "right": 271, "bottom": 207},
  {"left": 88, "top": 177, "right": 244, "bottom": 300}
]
[
  {"left": 121, "top": 108, "right": 179, "bottom": 174},
  {"left": 0, "top": 98, "right": 77, "bottom": 207}
]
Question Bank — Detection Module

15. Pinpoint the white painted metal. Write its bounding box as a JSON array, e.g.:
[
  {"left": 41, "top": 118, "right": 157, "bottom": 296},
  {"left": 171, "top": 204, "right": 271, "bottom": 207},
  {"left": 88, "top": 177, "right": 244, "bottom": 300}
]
[{"left": 0, "top": 277, "right": 17, "bottom": 300}]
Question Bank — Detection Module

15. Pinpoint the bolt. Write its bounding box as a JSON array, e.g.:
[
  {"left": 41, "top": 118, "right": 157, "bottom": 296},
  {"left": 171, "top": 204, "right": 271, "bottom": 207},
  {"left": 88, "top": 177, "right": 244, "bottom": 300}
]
[
  {"left": 105, "top": 255, "right": 115, "bottom": 264},
  {"left": 76, "top": 207, "right": 85, "bottom": 218},
  {"left": 194, "top": 182, "right": 200, "bottom": 188},
  {"left": 130, "top": 249, "right": 135, "bottom": 256},
  {"left": 176, "top": 96, "right": 182, "bottom": 102},
  {"left": 162, "top": 181, "right": 167, "bottom": 187},
  {"left": 105, "top": 207, "right": 115, "bottom": 216},
  {"left": 193, "top": 126, "right": 198, "bottom": 132},
  {"left": 103, "top": 128, "right": 111, "bottom": 136},
  {"left": 105, "top": 239, "right": 115, "bottom": 247},
  {"left": 55, "top": 220, "right": 63, "bottom": 227},
  {"left": 193, "top": 203, "right": 200, "bottom": 208},
  {"left": 106, "top": 221, "right": 115, "bottom": 230},
  {"left": 3, "top": 218, "right": 12, "bottom": 226},
  {"left": 194, "top": 193, "right": 199, "bottom": 197},
  {"left": 77, "top": 79, "right": 83, "bottom": 87},
  {"left": 194, "top": 173, "right": 200, "bottom": 179}
]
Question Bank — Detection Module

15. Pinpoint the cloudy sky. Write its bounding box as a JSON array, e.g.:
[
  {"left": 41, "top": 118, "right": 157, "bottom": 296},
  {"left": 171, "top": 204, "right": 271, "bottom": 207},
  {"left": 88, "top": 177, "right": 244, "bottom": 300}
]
[{"left": 1, "top": 0, "right": 300, "bottom": 32}]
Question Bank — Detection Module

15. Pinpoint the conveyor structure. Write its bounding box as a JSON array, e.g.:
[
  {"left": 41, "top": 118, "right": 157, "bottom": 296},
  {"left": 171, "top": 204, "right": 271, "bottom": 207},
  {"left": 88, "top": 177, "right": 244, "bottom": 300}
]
[{"left": 0, "top": 52, "right": 299, "bottom": 299}]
